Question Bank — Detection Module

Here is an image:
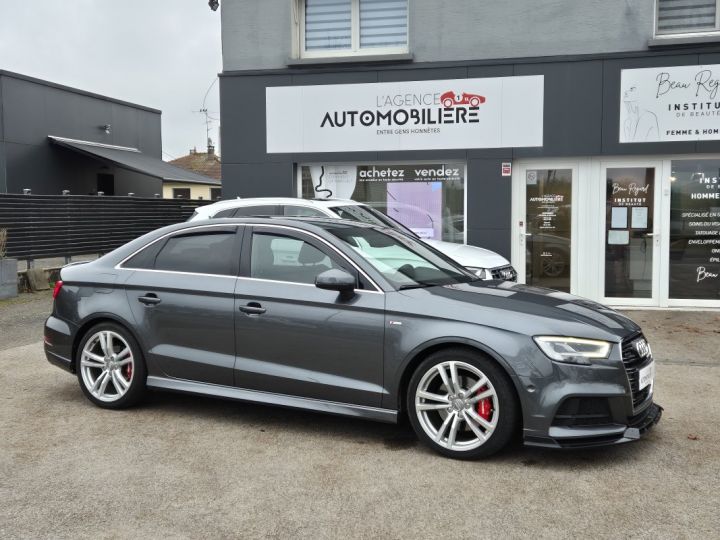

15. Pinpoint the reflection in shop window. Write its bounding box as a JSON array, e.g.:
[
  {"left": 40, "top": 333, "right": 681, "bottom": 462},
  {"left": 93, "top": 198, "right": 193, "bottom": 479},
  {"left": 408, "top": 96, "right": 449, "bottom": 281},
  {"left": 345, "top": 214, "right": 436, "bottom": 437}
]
[
  {"left": 670, "top": 160, "right": 720, "bottom": 300},
  {"left": 299, "top": 163, "right": 465, "bottom": 244}
]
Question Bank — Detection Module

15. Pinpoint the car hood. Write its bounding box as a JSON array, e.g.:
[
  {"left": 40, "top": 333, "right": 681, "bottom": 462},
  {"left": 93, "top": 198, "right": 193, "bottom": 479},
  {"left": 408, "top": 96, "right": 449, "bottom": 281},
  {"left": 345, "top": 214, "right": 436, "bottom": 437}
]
[
  {"left": 423, "top": 239, "right": 510, "bottom": 269},
  {"left": 393, "top": 281, "right": 640, "bottom": 342}
]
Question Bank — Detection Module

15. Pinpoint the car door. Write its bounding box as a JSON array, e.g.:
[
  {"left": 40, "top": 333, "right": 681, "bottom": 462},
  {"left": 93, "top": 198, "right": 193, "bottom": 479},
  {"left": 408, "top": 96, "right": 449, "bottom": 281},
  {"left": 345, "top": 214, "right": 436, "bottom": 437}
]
[
  {"left": 233, "top": 224, "right": 386, "bottom": 407},
  {"left": 123, "top": 225, "right": 241, "bottom": 385}
]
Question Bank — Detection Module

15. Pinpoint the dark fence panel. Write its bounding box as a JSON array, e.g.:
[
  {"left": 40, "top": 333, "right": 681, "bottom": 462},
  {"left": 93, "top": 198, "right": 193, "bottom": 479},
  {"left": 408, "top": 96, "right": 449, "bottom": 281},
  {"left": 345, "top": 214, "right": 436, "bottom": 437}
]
[{"left": 0, "top": 194, "right": 210, "bottom": 260}]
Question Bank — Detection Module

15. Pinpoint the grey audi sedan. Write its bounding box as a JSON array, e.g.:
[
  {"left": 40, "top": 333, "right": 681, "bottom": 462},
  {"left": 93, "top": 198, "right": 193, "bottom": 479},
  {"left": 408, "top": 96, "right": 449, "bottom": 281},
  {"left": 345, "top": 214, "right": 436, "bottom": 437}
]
[{"left": 45, "top": 217, "right": 661, "bottom": 459}]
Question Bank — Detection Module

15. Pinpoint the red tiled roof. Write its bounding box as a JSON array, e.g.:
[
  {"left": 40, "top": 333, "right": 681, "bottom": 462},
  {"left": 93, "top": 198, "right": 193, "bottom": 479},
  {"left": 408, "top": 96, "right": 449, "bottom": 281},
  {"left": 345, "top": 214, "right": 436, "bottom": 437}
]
[{"left": 169, "top": 150, "right": 222, "bottom": 181}]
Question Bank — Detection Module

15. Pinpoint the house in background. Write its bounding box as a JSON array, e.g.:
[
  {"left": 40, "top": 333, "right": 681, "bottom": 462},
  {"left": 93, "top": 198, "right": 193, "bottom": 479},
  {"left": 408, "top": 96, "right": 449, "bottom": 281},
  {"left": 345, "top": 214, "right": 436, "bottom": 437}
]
[
  {"left": 0, "top": 70, "right": 216, "bottom": 197},
  {"left": 167, "top": 142, "right": 222, "bottom": 200}
]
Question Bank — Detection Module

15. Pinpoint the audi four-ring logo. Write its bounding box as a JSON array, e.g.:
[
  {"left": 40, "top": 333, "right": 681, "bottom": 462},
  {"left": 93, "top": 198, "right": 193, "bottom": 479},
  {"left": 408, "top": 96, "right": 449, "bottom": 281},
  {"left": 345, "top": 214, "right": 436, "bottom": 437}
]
[{"left": 634, "top": 339, "right": 651, "bottom": 358}]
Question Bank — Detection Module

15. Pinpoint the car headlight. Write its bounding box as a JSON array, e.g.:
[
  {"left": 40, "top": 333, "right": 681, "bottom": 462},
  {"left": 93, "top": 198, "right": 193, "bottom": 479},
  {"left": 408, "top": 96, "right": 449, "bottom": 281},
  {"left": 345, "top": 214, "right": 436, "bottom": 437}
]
[
  {"left": 533, "top": 336, "right": 611, "bottom": 365},
  {"left": 467, "top": 267, "right": 490, "bottom": 280}
]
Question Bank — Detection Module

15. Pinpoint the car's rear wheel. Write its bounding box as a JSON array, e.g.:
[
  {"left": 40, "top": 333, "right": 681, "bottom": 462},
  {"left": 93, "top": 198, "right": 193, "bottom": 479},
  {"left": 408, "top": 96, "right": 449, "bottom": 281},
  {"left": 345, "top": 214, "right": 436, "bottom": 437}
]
[
  {"left": 76, "top": 323, "right": 146, "bottom": 409},
  {"left": 407, "top": 348, "right": 518, "bottom": 459},
  {"left": 469, "top": 97, "right": 480, "bottom": 107}
]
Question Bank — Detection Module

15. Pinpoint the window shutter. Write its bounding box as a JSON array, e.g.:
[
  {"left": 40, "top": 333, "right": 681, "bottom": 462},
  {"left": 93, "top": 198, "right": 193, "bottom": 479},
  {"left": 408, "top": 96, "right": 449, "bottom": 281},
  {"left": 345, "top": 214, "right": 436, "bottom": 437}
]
[
  {"left": 657, "top": 0, "right": 717, "bottom": 34},
  {"left": 305, "top": 0, "right": 352, "bottom": 50},
  {"left": 359, "top": 0, "right": 408, "bottom": 48}
]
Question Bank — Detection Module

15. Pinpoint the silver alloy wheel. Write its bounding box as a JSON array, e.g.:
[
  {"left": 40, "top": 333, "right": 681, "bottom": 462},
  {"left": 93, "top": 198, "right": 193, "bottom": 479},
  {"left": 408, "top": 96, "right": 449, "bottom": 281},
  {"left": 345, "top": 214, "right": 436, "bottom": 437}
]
[
  {"left": 415, "top": 360, "right": 499, "bottom": 451},
  {"left": 80, "top": 330, "right": 134, "bottom": 403}
]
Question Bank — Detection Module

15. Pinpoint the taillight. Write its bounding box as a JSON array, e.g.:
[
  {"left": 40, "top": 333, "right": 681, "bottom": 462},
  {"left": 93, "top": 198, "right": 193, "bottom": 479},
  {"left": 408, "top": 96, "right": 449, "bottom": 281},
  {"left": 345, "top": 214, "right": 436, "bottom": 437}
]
[{"left": 52, "top": 280, "right": 63, "bottom": 299}]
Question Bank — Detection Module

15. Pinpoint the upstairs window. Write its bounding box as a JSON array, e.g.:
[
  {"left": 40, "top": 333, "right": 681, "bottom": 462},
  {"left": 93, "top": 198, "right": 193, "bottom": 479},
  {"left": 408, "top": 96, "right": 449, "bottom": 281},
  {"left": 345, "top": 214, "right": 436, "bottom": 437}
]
[
  {"left": 656, "top": 0, "right": 720, "bottom": 36},
  {"left": 301, "top": 0, "right": 408, "bottom": 57}
]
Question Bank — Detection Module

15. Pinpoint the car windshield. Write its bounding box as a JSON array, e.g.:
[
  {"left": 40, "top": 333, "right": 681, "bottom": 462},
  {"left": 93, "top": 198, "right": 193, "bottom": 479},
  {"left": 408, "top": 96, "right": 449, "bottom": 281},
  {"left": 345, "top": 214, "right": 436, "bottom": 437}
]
[
  {"left": 328, "top": 204, "right": 419, "bottom": 238},
  {"left": 325, "top": 224, "right": 475, "bottom": 289}
]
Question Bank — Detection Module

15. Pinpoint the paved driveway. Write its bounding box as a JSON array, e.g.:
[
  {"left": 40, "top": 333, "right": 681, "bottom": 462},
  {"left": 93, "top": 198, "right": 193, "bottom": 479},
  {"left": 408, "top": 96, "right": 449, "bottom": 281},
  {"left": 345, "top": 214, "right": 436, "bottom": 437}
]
[{"left": 1, "top": 295, "right": 718, "bottom": 538}]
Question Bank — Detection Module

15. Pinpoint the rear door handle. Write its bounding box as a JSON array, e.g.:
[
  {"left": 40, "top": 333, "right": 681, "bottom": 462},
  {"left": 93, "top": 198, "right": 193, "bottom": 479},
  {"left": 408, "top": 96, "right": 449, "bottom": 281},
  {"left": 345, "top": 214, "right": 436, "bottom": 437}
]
[
  {"left": 239, "top": 302, "right": 266, "bottom": 315},
  {"left": 138, "top": 293, "right": 161, "bottom": 306}
]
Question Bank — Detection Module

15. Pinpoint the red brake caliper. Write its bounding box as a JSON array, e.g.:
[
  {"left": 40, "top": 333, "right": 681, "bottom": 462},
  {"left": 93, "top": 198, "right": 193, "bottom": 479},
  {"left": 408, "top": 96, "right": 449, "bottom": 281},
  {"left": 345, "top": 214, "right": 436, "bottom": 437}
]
[
  {"left": 124, "top": 363, "right": 133, "bottom": 381},
  {"left": 476, "top": 385, "right": 492, "bottom": 421}
]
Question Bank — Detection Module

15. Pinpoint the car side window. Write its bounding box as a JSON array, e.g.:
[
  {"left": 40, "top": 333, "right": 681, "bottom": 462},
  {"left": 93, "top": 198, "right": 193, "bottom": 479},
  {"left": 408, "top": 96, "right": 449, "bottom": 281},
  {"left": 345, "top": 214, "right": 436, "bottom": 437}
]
[
  {"left": 250, "top": 232, "right": 355, "bottom": 286},
  {"left": 213, "top": 208, "right": 237, "bottom": 218},
  {"left": 234, "top": 205, "right": 280, "bottom": 217},
  {"left": 152, "top": 231, "right": 237, "bottom": 275},
  {"left": 283, "top": 205, "right": 326, "bottom": 217}
]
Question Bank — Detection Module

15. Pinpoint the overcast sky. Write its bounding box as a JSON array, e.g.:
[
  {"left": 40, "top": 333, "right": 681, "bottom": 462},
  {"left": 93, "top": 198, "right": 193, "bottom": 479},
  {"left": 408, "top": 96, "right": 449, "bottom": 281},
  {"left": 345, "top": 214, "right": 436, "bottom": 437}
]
[{"left": 0, "top": 0, "right": 222, "bottom": 160}]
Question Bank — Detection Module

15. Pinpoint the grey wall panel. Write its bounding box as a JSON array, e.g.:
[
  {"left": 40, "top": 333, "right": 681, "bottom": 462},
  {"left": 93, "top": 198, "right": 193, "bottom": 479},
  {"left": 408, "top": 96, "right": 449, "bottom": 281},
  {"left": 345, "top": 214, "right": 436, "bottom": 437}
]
[
  {"left": 467, "top": 228, "right": 511, "bottom": 259},
  {"left": 378, "top": 150, "right": 467, "bottom": 162},
  {"left": 513, "top": 61, "right": 604, "bottom": 158},
  {"left": 293, "top": 152, "right": 379, "bottom": 164},
  {"left": 466, "top": 159, "right": 511, "bottom": 233},
  {"left": 601, "top": 54, "right": 700, "bottom": 156},
  {"left": 0, "top": 142, "right": 6, "bottom": 192},
  {"left": 376, "top": 66, "right": 467, "bottom": 83},
  {"left": 222, "top": 0, "right": 656, "bottom": 71},
  {"left": 222, "top": 0, "right": 291, "bottom": 72},
  {"left": 114, "top": 169, "right": 162, "bottom": 198},
  {"left": 290, "top": 71, "right": 378, "bottom": 86},
  {"left": 220, "top": 74, "right": 293, "bottom": 165},
  {"left": 466, "top": 65, "right": 514, "bottom": 79},
  {"left": 221, "top": 162, "right": 294, "bottom": 198}
]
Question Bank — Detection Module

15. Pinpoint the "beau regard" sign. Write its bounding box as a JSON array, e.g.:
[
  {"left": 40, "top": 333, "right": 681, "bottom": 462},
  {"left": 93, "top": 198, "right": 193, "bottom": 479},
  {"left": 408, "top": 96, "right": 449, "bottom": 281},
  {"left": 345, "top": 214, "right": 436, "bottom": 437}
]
[{"left": 620, "top": 64, "right": 720, "bottom": 143}]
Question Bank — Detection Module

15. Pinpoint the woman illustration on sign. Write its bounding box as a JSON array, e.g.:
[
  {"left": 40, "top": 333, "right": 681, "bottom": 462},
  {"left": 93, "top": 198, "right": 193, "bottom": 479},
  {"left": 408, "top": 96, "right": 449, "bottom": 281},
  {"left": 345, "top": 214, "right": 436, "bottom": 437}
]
[{"left": 622, "top": 86, "right": 660, "bottom": 142}]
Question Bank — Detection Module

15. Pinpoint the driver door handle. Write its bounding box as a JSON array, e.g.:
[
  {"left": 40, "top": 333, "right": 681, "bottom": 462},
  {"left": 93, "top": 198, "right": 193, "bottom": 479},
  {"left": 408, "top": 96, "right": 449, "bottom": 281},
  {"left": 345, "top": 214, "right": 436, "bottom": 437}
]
[
  {"left": 138, "top": 293, "right": 161, "bottom": 306},
  {"left": 239, "top": 302, "right": 266, "bottom": 315}
]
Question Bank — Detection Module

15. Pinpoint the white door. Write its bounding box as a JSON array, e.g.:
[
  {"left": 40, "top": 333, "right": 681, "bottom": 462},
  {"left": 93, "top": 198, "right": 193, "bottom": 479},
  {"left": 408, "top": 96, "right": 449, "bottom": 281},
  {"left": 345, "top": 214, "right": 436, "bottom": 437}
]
[
  {"left": 598, "top": 160, "right": 664, "bottom": 307},
  {"left": 512, "top": 162, "right": 579, "bottom": 294}
]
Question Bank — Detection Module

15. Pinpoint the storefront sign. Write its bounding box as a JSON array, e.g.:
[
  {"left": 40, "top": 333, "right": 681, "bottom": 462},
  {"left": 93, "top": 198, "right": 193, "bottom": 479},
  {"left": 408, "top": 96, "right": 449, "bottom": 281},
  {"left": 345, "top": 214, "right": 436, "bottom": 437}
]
[
  {"left": 267, "top": 76, "right": 544, "bottom": 153},
  {"left": 501, "top": 162, "right": 512, "bottom": 176},
  {"left": 620, "top": 64, "right": 720, "bottom": 143}
]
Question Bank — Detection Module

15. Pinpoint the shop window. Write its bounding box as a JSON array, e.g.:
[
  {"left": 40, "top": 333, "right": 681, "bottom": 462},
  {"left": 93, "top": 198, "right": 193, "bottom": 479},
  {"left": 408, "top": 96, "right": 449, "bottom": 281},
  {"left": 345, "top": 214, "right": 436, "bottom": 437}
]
[
  {"left": 656, "top": 0, "right": 719, "bottom": 36},
  {"left": 298, "top": 163, "right": 465, "bottom": 243},
  {"left": 300, "top": 0, "right": 408, "bottom": 58},
  {"left": 669, "top": 159, "right": 720, "bottom": 300},
  {"left": 211, "top": 188, "right": 222, "bottom": 200}
]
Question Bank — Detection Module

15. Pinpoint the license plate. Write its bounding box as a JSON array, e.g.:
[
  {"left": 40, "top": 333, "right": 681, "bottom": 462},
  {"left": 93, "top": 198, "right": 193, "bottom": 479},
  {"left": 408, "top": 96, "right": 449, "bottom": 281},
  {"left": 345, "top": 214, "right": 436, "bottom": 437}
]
[{"left": 638, "top": 361, "right": 655, "bottom": 391}]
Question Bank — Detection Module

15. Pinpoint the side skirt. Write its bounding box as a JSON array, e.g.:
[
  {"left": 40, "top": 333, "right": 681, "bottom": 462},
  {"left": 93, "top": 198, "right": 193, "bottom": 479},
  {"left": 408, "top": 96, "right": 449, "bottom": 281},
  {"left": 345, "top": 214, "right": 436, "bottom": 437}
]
[{"left": 146, "top": 376, "right": 398, "bottom": 424}]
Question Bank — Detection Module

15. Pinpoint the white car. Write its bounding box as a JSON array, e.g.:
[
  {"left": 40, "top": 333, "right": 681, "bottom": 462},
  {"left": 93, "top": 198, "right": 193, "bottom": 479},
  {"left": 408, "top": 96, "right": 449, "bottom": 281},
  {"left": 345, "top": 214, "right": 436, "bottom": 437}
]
[{"left": 189, "top": 198, "right": 517, "bottom": 281}]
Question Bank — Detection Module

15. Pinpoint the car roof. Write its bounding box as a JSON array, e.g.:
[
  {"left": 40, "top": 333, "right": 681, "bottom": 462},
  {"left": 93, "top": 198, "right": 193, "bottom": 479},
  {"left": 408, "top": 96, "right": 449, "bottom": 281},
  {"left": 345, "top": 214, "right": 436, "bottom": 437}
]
[{"left": 195, "top": 197, "right": 363, "bottom": 213}]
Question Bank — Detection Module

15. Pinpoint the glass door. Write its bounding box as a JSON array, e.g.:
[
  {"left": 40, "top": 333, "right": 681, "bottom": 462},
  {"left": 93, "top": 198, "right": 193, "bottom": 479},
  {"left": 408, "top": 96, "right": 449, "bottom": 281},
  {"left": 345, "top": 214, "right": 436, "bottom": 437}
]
[
  {"left": 601, "top": 162, "right": 663, "bottom": 305},
  {"left": 514, "top": 164, "right": 576, "bottom": 293}
]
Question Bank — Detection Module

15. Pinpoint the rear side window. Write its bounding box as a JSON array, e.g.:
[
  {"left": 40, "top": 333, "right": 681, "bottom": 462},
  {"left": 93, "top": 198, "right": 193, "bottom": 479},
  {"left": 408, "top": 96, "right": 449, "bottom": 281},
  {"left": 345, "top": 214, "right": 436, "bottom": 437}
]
[
  {"left": 234, "top": 205, "right": 280, "bottom": 217},
  {"left": 283, "top": 205, "right": 326, "bottom": 217},
  {"left": 213, "top": 208, "right": 237, "bottom": 218},
  {"left": 126, "top": 231, "right": 237, "bottom": 275}
]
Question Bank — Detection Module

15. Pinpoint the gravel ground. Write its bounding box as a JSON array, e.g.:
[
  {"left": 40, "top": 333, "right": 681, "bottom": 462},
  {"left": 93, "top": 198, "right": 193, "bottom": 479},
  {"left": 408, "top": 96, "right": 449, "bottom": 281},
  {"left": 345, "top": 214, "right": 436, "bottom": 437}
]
[{"left": 1, "top": 293, "right": 718, "bottom": 538}]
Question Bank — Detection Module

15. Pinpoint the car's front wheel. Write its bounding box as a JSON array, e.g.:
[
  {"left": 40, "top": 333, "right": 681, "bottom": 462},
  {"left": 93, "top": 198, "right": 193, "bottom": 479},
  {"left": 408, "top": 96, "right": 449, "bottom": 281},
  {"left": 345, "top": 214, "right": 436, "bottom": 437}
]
[
  {"left": 76, "top": 323, "right": 146, "bottom": 409},
  {"left": 407, "top": 348, "right": 518, "bottom": 459}
]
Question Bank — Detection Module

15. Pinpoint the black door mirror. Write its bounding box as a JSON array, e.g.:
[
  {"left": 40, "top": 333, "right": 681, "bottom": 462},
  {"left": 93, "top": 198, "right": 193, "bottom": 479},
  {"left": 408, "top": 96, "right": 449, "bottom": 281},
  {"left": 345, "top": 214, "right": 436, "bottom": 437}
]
[{"left": 315, "top": 269, "right": 356, "bottom": 295}]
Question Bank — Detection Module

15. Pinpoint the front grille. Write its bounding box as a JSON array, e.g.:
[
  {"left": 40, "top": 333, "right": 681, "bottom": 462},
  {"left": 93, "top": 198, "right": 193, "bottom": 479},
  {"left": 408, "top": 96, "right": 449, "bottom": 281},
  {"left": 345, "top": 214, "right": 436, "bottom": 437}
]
[
  {"left": 621, "top": 331, "right": 653, "bottom": 409},
  {"left": 491, "top": 265, "right": 518, "bottom": 282}
]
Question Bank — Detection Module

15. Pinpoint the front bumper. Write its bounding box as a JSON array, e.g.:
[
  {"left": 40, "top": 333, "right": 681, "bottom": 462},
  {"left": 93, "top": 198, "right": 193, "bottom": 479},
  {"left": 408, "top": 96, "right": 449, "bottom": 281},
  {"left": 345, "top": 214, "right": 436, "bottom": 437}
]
[
  {"left": 524, "top": 402, "right": 663, "bottom": 449},
  {"left": 516, "top": 332, "right": 661, "bottom": 450}
]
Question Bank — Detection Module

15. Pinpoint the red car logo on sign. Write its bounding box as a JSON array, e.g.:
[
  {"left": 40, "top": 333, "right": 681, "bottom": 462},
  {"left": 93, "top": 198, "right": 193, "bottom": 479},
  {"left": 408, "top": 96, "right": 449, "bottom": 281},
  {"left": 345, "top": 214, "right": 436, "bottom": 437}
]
[{"left": 440, "top": 91, "right": 486, "bottom": 108}]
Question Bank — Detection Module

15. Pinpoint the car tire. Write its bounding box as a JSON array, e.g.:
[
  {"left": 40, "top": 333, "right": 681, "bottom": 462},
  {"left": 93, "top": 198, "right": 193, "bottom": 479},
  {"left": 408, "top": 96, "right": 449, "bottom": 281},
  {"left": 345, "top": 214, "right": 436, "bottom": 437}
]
[
  {"left": 75, "top": 322, "right": 147, "bottom": 409},
  {"left": 443, "top": 98, "right": 454, "bottom": 108},
  {"left": 407, "top": 348, "right": 518, "bottom": 459},
  {"left": 470, "top": 97, "right": 480, "bottom": 107}
]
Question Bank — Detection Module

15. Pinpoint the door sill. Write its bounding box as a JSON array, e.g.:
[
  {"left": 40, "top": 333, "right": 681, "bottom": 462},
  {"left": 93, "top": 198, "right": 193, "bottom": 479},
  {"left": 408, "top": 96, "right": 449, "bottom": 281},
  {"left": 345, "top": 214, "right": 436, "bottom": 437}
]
[{"left": 146, "top": 376, "right": 398, "bottom": 423}]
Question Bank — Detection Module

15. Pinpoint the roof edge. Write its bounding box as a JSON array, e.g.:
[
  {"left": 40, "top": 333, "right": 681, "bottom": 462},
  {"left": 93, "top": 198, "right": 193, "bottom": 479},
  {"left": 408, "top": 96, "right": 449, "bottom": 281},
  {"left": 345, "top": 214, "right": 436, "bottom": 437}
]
[{"left": 0, "top": 70, "right": 162, "bottom": 114}]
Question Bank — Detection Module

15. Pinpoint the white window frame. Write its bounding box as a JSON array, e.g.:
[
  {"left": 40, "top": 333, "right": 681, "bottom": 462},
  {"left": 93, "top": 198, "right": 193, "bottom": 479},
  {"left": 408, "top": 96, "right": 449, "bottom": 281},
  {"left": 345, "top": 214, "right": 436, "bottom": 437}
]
[
  {"left": 295, "top": 0, "right": 409, "bottom": 59},
  {"left": 654, "top": 0, "right": 720, "bottom": 39}
]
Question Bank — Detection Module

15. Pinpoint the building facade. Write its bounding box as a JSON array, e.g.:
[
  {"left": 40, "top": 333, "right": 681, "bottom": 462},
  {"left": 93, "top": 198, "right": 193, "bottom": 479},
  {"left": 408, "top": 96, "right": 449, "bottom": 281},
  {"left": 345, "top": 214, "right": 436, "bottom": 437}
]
[
  {"left": 219, "top": 0, "right": 720, "bottom": 308},
  {"left": 0, "top": 71, "right": 215, "bottom": 198},
  {"left": 167, "top": 144, "right": 222, "bottom": 200}
]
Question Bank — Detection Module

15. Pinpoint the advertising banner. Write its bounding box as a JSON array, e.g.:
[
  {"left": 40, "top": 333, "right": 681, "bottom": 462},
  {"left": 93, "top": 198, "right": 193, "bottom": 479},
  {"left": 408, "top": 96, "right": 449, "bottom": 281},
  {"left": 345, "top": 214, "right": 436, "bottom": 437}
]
[
  {"left": 267, "top": 76, "right": 544, "bottom": 153},
  {"left": 620, "top": 64, "right": 720, "bottom": 143}
]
